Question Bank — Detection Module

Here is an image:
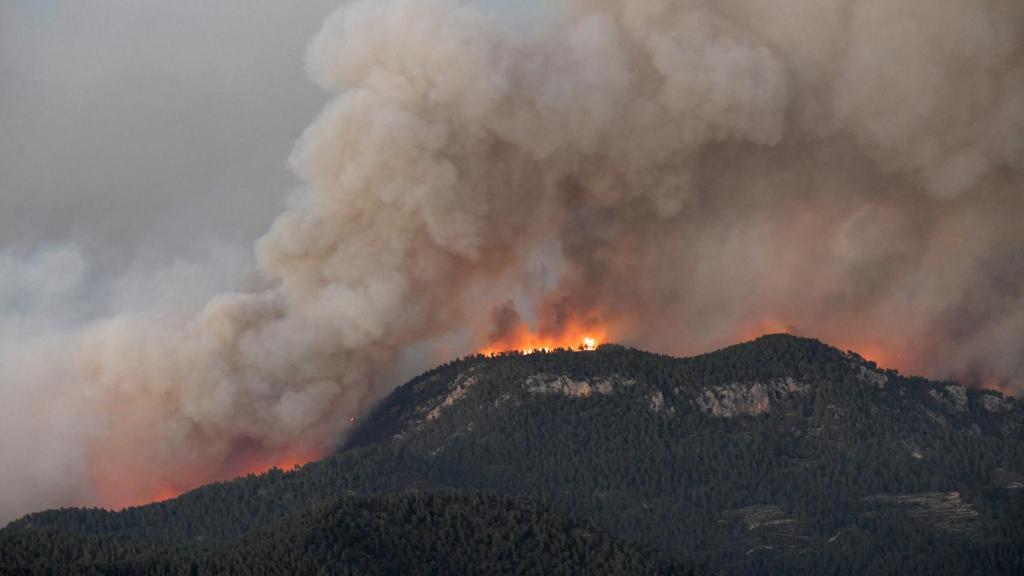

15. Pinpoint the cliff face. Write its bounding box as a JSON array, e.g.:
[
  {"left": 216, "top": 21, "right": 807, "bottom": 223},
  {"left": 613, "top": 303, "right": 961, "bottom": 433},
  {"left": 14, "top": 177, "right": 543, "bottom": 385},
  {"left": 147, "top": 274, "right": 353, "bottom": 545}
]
[
  {"left": 694, "top": 377, "right": 807, "bottom": 417},
  {"left": 4, "top": 335, "right": 1024, "bottom": 576},
  {"left": 338, "top": 335, "right": 1024, "bottom": 574},
  {"left": 355, "top": 335, "right": 1022, "bottom": 448}
]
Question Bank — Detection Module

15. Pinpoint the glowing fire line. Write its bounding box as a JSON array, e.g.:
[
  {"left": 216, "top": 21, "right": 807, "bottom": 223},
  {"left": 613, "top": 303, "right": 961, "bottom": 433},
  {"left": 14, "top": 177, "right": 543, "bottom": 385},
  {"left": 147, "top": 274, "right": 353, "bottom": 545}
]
[{"left": 478, "top": 330, "right": 604, "bottom": 356}]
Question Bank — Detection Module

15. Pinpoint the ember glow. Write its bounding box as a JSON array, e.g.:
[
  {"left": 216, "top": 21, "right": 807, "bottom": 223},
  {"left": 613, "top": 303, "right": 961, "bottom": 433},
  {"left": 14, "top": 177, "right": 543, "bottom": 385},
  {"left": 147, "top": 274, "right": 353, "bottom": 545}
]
[
  {"left": 737, "top": 322, "right": 909, "bottom": 374},
  {"left": 840, "top": 341, "right": 903, "bottom": 371},
  {"left": 95, "top": 448, "right": 319, "bottom": 510},
  {"left": 2, "top": 0, "right": 1023, "bottom": 526},
  {"left": 479, "top": 324, "right": 607, "bottom": 356}
]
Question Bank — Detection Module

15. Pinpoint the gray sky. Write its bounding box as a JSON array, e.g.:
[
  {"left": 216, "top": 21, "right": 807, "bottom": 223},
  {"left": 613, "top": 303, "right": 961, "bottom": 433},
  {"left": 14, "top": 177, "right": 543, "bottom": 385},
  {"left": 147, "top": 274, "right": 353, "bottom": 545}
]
[{"left": 0, "top": 0, "right": 339, "bottom": 267}]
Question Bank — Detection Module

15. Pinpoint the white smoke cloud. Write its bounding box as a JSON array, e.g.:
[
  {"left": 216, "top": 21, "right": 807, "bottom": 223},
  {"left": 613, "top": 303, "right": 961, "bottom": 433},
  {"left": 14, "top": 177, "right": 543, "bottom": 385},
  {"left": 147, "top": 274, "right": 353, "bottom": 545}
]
[
  {"left": 1, "top": 0, "right": 1022, "bottom": 524},
  {"left": 0, "top": 244, "right": 253, "bottom": 521}
]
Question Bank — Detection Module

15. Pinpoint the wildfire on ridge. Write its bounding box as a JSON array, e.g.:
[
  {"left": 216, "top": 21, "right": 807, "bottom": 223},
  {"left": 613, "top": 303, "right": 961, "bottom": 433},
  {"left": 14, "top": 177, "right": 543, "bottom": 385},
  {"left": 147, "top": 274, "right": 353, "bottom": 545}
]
[
  {"left": 478, "top": 324, "right": 607, "bottom": 356},
  {"left": 234, "top": 450, "right": 316, "bottom": 477},
  {"left": 91, "top": 319, "right": 1013, "bottom": 513},
  {"left": 847, "top": 342, "right": 902, "bottom": 370},
  {"left": 150, "top": 485, "right": 180, "bottom": 504},
  {"left": 737, "top": 318, "right": 907, "bottom": 372},
  {"left": 93, "top": 448, "right": 319, "bottom": 510}
]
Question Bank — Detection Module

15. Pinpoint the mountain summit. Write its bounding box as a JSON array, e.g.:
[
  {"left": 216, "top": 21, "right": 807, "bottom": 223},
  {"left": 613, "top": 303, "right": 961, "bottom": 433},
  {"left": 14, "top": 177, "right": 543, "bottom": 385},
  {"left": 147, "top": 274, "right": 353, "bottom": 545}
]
[{"left": 3, "top": 335, "right": 1023, "bottom": 574}]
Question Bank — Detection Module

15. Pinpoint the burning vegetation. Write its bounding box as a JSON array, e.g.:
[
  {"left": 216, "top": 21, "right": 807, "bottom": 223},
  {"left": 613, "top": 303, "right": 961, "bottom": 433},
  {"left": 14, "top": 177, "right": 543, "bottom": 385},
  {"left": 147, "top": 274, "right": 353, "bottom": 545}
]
[{"left": 1, "top": 0, "right": 1023, "bottom": 522}]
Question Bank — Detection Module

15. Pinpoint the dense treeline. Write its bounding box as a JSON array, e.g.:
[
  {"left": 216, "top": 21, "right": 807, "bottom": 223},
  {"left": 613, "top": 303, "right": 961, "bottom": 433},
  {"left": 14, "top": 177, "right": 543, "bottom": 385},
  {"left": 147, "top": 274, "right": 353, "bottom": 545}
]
[
  {"left": 0, "top": 492, "right": 683, "bottom": 575},
  {"left": 2, "top": 335, "right": 1022, "bottom": 574}
]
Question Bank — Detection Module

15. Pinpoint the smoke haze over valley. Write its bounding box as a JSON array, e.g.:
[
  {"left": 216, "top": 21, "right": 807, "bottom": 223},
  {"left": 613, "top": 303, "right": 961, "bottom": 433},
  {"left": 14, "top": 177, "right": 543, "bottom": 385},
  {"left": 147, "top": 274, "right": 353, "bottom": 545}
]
[{"left": 1, "top": 0, "right": 1023, "bottom": 525}]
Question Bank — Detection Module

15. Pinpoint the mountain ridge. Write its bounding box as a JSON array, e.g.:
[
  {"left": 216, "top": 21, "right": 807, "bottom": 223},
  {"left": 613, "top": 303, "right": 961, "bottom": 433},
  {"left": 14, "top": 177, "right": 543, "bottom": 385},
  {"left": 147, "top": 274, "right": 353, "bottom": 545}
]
[
  {"left": 346, "top": 334, "right": 1020, "bottom": 449},
  {"left": 3, "top": 334, "right": 1023, "bottom": 575}
]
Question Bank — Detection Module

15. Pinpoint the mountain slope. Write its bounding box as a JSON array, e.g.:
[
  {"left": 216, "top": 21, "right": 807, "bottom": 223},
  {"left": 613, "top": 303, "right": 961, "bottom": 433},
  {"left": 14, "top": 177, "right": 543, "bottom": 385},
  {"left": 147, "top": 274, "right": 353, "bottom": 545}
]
[
  {"left": 3, "top": 335, "right": 1023, "bottom": 574},
  {"left": 0, "top": 492, "right": 679, "bottom": 575}
]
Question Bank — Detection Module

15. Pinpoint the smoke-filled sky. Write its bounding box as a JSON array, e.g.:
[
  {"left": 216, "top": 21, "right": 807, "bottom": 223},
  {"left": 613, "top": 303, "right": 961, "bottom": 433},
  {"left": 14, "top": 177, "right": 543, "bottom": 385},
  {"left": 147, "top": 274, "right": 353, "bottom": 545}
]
[
  {"left": 0, "top": 0, "right": 342, "bottom": 258},
  {"left": 1, "top": 0, "right": 1023, "bottom": 525}
]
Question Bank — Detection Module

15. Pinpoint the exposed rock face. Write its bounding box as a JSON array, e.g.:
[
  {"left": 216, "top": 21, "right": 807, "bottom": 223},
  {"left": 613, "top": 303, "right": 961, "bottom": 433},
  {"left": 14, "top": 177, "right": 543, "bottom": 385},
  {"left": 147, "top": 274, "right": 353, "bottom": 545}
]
[
  {"left": 844, "top": 353, "right": 889, "bottom": 388},
  {"left": 900, "top": 440, "right": 925, "bottom": 460},
  {"left": 863, "top": 492, "right": 980, "bottom": 534},
  {"left": 425, "top": 371, "right": 478, "bottom": 421},
  {"left": 697, "top": 383, "right": 770, "bottom": 417},
  {"left": 695, "top": 377, "right": 806, "bottom": 418},
  {"left": 857, "top": 365, "right": 889, "bottom": 388},
  {"left": 977, "top": 393, "right": 1014, "bottom": 413},
  {"left": 972, "top": 393, "right": 1024, "bottom": 437},
  {"left": 525, "top": 373, "right": 632, "bottom": 397},
  {"left": 921, "top": 408, "right": 949, "bottom": 428},
  {"left": 648, "top": 391, "right": 666, "bottom": 413},
  {"left": 929, "top": 385, "right": 968, "bottom": 412}
]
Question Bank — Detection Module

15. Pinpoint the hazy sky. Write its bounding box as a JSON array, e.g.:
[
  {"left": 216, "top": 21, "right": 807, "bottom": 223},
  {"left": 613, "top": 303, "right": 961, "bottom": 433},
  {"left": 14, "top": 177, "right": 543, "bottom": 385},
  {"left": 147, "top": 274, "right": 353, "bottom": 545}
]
[
  {"left": 0, "top": 0, "right": 1021, "bottom": 525},
  {"left": 1, "top": 0, "right": 339, "bottom": 267}
]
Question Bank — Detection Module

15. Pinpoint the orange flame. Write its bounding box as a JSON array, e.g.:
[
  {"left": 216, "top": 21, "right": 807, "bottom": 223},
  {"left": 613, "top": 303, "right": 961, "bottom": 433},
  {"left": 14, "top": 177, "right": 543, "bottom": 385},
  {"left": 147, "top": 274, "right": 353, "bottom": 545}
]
[
  {"left": 93, "top": 316, "right": 1015, "bottom": 513},
  {"left": 736, "top": 318, "right": 909, "bottom": 371},
  {"left": 150, "top": 485, "right": 180, "bottom": 504},
  {"left": 738, "top": 318, "right": 797, "bottom": 342},
  {"left": 846, "top": 342, "right": 902, "bottom": 370},
  {"left": 233, "top": 449, "right": 317, "bottom": 477},
  {"left": 478, "top": 322, "right": 607, "bottom": 355}
]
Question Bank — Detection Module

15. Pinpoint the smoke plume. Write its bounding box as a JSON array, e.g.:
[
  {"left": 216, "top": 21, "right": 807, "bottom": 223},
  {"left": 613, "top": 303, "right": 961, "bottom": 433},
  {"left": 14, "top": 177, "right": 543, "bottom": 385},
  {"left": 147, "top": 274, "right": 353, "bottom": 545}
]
[{"left": 2, "top": 0, "right": 1023, "bottom": 523}]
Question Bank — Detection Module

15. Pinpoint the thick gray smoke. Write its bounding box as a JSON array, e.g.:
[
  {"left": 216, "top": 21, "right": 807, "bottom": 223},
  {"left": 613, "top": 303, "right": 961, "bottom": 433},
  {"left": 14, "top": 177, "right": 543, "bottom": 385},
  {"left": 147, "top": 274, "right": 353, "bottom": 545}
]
[{"left": 2, "top": 0, "right": 1022, "bottom": 523}]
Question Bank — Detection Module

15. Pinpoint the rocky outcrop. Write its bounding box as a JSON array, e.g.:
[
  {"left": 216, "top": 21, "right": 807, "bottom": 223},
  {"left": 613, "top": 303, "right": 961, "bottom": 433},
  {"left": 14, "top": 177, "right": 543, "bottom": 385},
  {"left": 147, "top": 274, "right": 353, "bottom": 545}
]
[
  {"left": 843, "top": 352, "right": 889, "bottom": 388},
  {"left": 525, "top": 373, "right": 633, "bottom": 397},
  {"left": 425, "top": 371, "right": 478, "bottom": 421},
  {"left": 856, "top": 365, "right": 889, "bottom": 388},
  {"left": 929, "top": 385, "right": 968, "bottom": 412},
  {"left": 697, "top": 383, "right": 770, "bottom": 417},
  {"left": 648, "top": 391, "right": 666, "bottom": 413},
  {"left": 977, "top": 392, "right": 1014, "bottom": 413},
  {"left": 863, "top": 492, "right": 980, "bottom": 534},
  {"left": 695, "top": 377, "right": 806, "bottom": 418}
]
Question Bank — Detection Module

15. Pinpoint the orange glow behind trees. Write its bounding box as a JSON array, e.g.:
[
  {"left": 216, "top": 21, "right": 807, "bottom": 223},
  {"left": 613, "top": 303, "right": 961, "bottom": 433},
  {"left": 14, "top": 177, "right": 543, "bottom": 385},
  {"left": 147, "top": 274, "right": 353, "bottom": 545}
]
[
  {"left": 478, "top": 322, "right": 608, "bottom": 355},
  {"left": 94, "top": 448, "right": 320, "bottom": 510},
  {"left": 102, "top": 316, "right": 1012, "bottom": 511}
]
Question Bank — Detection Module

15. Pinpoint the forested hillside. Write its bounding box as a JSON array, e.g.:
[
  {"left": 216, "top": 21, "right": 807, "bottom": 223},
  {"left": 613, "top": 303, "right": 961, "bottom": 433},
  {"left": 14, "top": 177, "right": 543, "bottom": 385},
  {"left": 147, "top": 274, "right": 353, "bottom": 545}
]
[
  {"left": 0, "top": 492, "right": 680, "bottom": 575},
  {"left": 3, "top": 335, "right": 1022, "bottom": 575}
]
